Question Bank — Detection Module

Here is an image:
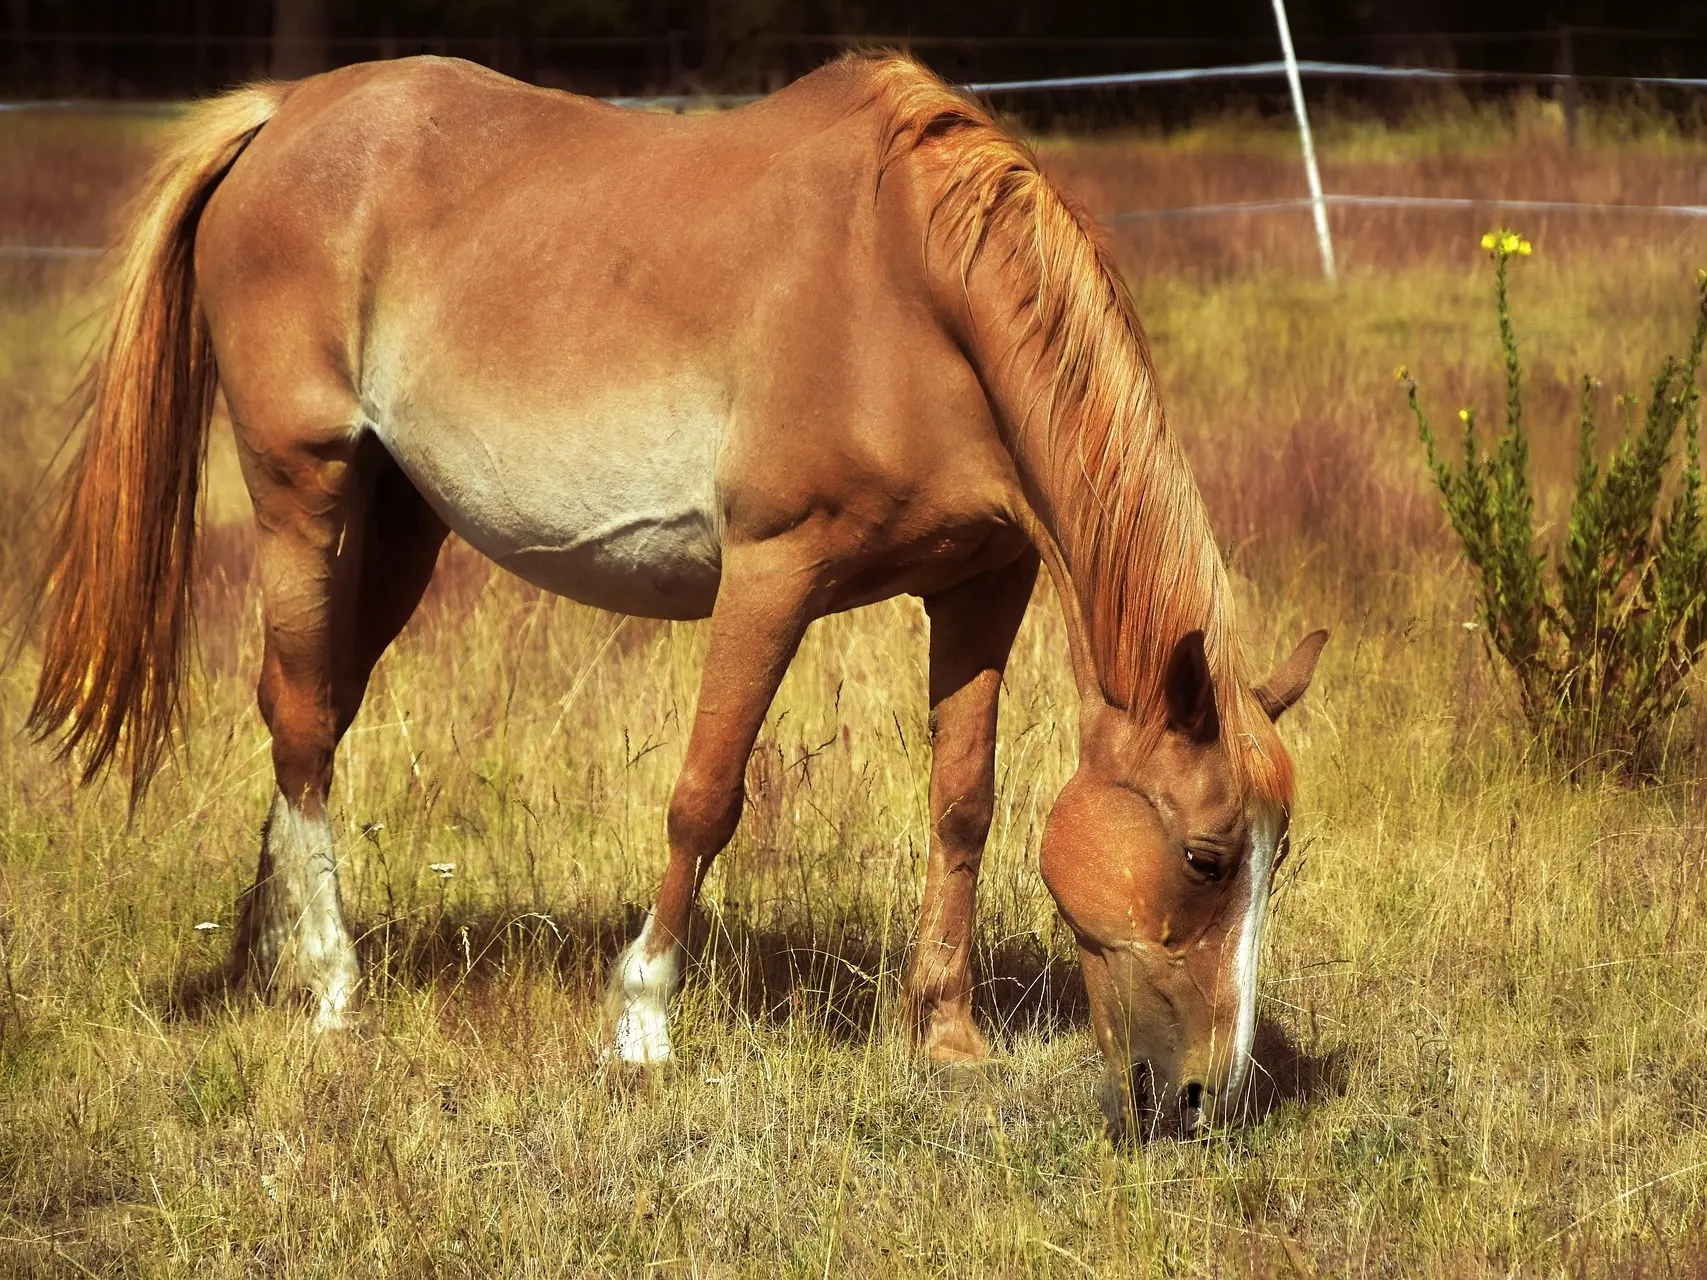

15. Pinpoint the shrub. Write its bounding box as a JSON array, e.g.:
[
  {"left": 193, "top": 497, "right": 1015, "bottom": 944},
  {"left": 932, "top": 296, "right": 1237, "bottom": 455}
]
[{"left": 1399, "top": 231, "right": 1707, "bottom": 776}]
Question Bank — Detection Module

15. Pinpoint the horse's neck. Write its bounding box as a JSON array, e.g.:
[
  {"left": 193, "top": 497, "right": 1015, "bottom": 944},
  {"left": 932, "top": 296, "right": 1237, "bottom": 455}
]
[
  {"left": 959, "top": 278, "right": 1225, "bottom": 717},
  {"left": 959, "top": 338, "right": 1113, "bottom": 703}
]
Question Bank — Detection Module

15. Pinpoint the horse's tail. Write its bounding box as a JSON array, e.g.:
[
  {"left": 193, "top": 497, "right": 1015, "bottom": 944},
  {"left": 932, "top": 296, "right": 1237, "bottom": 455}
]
[{"left": 27, "top": 82, "right": 290, "bottom": 803}]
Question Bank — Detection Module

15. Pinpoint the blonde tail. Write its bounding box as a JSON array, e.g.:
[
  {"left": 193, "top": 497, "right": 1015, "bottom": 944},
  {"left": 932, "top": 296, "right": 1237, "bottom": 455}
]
[{"left": 27, "top": 83, "right": 289, "bottom": 803}]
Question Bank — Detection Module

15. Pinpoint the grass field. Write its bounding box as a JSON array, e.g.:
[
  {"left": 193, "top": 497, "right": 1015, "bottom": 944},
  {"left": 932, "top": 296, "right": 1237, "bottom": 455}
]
[{"left": 4, "top": 96, "right": 1707, "bottom": 1275}]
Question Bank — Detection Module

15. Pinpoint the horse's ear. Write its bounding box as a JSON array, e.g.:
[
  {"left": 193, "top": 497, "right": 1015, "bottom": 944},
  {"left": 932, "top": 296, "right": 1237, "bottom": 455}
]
[
  {"left": 1163, "top": 630, "right": 1219, "bottom": 743},
  {"left": 1254, "top": 629, "right": 1329, "bottom": 720}
]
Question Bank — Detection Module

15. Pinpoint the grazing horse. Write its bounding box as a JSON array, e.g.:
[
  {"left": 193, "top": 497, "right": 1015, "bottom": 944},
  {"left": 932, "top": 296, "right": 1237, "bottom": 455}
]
[{"left": 28, "top": 52, "right": 1325, "bottom": 1135}]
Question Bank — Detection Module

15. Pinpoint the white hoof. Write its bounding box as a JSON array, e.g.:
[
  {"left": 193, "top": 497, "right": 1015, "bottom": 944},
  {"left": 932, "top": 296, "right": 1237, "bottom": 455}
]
[
  {"left": 310, "top": 976, "right": 355, "bottom": 1033},
  {"left": 604, "top": 912, "right": 680, "bottom": 1065},
  {"left": 244, "top": 792, "right": 362, "bottom": 1029},
  {"left": 610, "top": 999, "right": 674, "bottom": 1064}
]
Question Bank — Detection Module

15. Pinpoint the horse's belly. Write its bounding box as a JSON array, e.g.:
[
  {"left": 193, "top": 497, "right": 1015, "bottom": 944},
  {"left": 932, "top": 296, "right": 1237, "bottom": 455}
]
[
  {"left": 373, "top": 398, "right": 724, "bottom": 620},
  {"left": 498, "top": 505, "right": 723, "bottom": 620}
]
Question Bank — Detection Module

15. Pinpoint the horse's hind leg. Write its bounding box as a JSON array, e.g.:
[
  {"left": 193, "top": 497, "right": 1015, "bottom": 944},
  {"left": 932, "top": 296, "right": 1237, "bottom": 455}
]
[
  {"left": 233, "top": 427, "right": 446, "bottom": 1029},
  {"left": 903, "top": 549, "right": 1038, "bottom": 1061}
]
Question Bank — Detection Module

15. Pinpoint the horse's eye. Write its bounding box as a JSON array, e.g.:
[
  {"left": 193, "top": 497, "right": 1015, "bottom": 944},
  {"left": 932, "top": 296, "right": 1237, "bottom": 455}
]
[{"left": 1182, "top": 847, "right": 1224, "bottom": 881}]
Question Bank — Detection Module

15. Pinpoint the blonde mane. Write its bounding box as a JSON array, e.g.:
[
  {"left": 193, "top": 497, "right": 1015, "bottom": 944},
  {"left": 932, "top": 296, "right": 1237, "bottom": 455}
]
[{"left": 852, "top": 53, "right": 1292, "bottom": 805}]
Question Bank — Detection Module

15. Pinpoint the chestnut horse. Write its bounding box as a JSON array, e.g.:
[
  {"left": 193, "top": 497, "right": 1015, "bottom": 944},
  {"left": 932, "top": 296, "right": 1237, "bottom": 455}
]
[{"left": 29, "top": 52, "right": 1324, "bottom": 1134}]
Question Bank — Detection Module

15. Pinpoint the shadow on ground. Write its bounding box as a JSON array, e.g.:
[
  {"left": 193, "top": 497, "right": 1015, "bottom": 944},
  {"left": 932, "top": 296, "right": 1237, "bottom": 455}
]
[
  {"left": 1244, "top": 1018, "right": 1348, "bottom": 1121},
  {"left": 157, "top": 902, "right": 1340, "bottom": 1119},
  {"left": 160, "top": 901, "right": 1085, "bottom": 1039}
]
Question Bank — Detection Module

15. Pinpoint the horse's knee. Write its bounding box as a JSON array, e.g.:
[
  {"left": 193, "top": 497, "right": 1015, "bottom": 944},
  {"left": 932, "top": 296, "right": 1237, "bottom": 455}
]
[
  {"left": 667, "top": 763, "right": 744, "bottom": 860},
  {"left": 932, "top": 740, "right": 996, "bottom": 860},
  {"left": 935, "top": 783, "right": 995, "bottom": 858},
  {"left": 928, "top": 706, "right": 997, "bottom": 853}
]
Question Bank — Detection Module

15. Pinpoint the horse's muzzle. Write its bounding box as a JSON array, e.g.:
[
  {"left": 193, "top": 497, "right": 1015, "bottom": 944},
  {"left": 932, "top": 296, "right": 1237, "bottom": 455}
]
[{"left": 1095, "top": 1063, "right": 1208, "bottom": 1142}]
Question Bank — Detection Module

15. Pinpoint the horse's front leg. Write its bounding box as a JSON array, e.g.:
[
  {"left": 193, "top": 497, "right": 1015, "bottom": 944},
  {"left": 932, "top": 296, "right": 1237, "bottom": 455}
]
[
  {"left": 903, "top": 549, "right": 1039, "bottom": 1061},
  {"left": 605, "top": 542, "right": 815, "bottom": 1064}
]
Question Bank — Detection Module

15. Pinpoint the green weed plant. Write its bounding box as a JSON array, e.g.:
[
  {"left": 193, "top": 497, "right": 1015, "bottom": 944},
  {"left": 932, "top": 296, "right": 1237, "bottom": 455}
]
[{"left": 1401, "top": 231, "right": 1707, "bottom": 775}]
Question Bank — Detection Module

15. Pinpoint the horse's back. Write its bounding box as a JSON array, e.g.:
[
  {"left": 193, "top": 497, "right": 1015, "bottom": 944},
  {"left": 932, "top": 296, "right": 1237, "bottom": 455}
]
[{"left": 198, "top": 53, "right": 887, "bottom": 323}]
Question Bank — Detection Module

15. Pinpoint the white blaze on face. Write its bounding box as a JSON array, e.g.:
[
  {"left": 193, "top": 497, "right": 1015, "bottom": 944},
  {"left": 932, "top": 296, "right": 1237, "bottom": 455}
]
[
  {"left": 1226, "top": 815, "right": 1279, "bottom": 1100},
  {"left": 608, "top": 911, "right": 681, "bottom": 1064}
]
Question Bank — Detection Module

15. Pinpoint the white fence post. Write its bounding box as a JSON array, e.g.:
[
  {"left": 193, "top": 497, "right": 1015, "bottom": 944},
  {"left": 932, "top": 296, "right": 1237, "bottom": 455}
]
[{"left": 1269, "top": 0, "right": 1335, "bottom": 281}]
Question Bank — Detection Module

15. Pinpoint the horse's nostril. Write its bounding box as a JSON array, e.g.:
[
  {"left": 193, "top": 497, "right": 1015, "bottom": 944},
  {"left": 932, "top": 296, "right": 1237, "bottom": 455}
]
[{"left": 1181, "top": 1080, "right": 1204, "bottom": 1113}]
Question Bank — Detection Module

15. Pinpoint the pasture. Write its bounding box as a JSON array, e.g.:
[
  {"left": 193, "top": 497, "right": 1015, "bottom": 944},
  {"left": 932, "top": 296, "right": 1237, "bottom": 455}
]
[{"left": 3, "top": 94, "right": 1707, "bottom": 1275}]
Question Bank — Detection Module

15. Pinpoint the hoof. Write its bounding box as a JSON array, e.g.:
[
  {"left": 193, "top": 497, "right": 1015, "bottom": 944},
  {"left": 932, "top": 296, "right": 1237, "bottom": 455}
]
[
  {"left": 602, "top": 916, "right": 680, "bottom": 1066},
  {"left": 918, "top": 1018, "right": 991, "bottom": 1065},
  {"left": 601, "top": 1056, "right": 661, "bottom": 1099},
  {"left": 308, "top": 967, "right": 360, "bottom": 1033},
  {"left": 604, "top": 1002, "right": 674, "bottom": 1065},
  {"left": 926, "top": 1056, "right": 995, "bottom": 1098},
  {"left": 310, "top": 994, "right": 355, "bottom": 1034}
]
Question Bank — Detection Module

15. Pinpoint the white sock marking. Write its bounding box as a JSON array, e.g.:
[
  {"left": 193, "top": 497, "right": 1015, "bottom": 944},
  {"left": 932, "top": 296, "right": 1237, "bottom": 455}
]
[
  {"left": 262, "top": 792, "right": 359, "bottom": 1031},
  {"left": 608, "top": 911, "right": 680, "bottom": 1064}
]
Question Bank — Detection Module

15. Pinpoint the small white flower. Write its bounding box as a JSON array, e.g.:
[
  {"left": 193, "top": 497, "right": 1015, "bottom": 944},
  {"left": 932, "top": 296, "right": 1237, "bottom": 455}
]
[
  {"left": 1462, "top": 620, "right": 1480, "bottom": 632},
  {"left": 194, "top": 921, "right": 220, "bottom": 933},
  {"left": 429, "top": 862, "right": 456, "bottom": 880}
]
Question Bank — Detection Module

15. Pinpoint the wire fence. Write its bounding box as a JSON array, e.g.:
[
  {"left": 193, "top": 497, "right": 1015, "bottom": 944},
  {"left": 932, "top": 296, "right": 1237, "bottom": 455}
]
[
  {"left": 6, "top": 54, "right": 1707, "bottom": 262},
  {"left": 1105, "top": 194, "right": 1707, "bottom": 224},
  {"left": 5, "top": 23, "right": 1707, "bottom": 102},
  {"left": 964, "top": 60, "right": 1707, "bottom": 92}
]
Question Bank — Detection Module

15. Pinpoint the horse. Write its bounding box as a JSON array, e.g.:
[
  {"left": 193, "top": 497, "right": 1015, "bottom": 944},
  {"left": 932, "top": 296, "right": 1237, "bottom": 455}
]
[{"left": 27, "top": 51, "right": 1325, "bottom": 1136}]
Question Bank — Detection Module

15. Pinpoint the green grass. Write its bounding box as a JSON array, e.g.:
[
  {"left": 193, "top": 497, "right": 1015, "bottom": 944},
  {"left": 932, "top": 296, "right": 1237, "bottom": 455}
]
[{"left": 4, "top": 115, "right": 1707, "bottom": 1276}]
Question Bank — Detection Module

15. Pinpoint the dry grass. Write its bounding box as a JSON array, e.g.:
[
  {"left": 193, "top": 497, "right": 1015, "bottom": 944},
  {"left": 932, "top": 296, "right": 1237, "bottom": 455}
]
[{"left": 3, "top": 99, "right": 1707, "bottom": 1276}]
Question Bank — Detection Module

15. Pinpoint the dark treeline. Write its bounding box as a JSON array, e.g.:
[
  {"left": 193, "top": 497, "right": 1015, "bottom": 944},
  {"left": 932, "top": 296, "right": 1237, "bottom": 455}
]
[{"left": 3, "top": 0, "right": 1705, "bottom": 100}]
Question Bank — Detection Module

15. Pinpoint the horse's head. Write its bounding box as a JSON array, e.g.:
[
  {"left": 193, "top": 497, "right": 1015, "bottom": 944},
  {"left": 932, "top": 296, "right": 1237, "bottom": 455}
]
[{"left": 1040, "top": 628, "right": 1326, "bottom": 1139}]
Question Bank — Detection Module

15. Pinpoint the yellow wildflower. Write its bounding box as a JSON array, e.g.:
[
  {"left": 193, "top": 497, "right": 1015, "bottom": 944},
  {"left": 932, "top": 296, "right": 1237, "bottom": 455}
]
[
  {"left": 1481, "top": 228, "right": 1532, "bottom": 258},
  {"left": 1394, "top": 365, "right": 1410, "bottom": 383},
  {"left": 1458, "top": 408, "right": 1472, "bottom": 423}
]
